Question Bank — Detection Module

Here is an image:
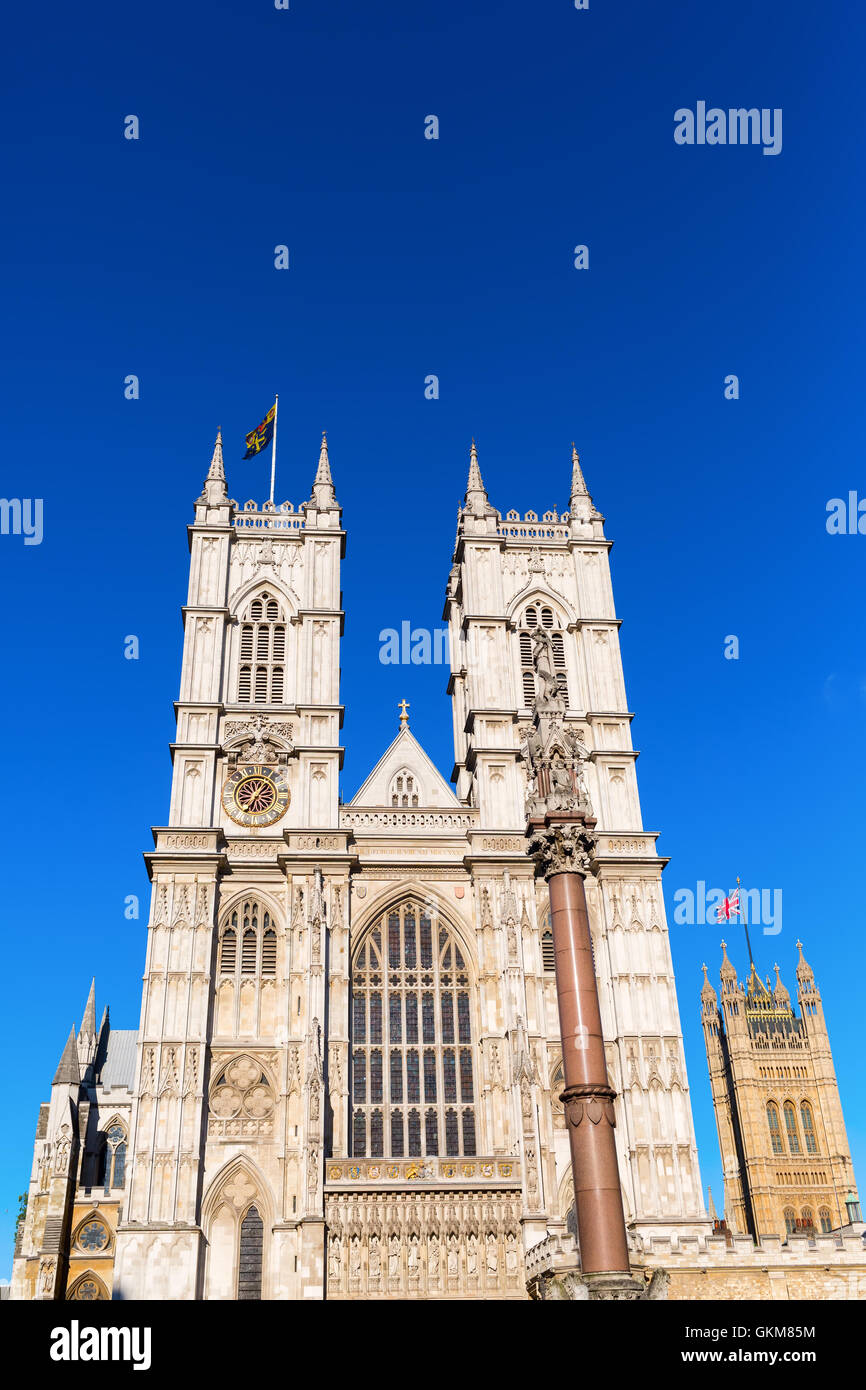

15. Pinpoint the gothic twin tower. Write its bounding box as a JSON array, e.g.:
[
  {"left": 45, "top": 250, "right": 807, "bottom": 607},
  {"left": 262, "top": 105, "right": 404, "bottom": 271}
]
[{"left": 15, "top": 432, "right": 855, "bottom": 1301}]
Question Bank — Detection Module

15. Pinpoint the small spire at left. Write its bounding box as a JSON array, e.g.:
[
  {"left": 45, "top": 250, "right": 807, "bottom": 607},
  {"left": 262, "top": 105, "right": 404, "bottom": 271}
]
[{"left": 203, "top": 427, "right": 228, "bottom": 505}]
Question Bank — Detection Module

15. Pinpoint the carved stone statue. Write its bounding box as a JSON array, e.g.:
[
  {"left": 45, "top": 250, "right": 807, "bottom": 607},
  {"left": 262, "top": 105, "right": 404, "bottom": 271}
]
[
  {"left": 369, "top": 1233, "right": 381, "bottom": 1279},
  {"left": 388, "top": 1235, "right": 400, "bottom": 1279},
  {"left": 328, "top": 1235, "right": 341, "bottom": 1281},
  {"left": 531, "top": 630, "right": 561, "bottom": 709}
]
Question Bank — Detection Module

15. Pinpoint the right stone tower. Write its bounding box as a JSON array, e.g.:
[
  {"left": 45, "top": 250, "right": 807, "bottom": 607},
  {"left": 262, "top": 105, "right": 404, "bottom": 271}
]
[
  {"left": 701, "top": 940, "right": 861, "bottom": 1240},
  {"left": 445, "top": 443, "right": 707, "bottom": 1245}
]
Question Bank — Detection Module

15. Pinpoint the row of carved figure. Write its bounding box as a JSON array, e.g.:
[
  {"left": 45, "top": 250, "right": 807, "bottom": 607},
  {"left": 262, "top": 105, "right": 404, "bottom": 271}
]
[{"left": 325, "top": 1225, "right": 523, "bottom": 1291}]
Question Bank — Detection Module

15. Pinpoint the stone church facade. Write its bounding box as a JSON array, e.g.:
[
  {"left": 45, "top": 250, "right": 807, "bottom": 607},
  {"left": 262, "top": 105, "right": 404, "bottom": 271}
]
[{"left": 12, "top": 433, "right": 864, "bottom": 1300}]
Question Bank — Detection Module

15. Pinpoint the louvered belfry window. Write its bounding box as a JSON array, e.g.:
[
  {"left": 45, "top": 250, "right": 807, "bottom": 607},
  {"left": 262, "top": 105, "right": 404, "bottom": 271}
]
[
  {"left": 350, "top": 903, "right": 476, "bottom": 1160},
  {"left": 218, "top": 901, "right": 276, "bottom": 979},
  {"left": 237, "top": 592, "right": 286, "bottom": 705},
  {"left": 518, "top": 603, "right": 568, "bottom": 708}
]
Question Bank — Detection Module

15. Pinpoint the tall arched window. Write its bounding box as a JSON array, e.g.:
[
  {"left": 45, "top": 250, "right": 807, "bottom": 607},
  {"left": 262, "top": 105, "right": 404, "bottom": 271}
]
[
  {"left": 783, "top": 1101, "right": 801, "bottom": 1154},
  {"left": 800, "top": 1206, "right": 814, "bottom": 1232},
  {"left": 784, "top": 1207, "right": 796, "bottom": 1234},
  {"left": 237, "top": 592, "right": 286, "bottom": 705},
  {"left": 518, "top": 603, "right": 568, "bottom": 708},
  {"left": 237, "top": 1205, "right": 264, "bottom": 1300},
  {"left": 350, "top": 902, "right": 476, "bottom": 1159},
  {"left": 95, "top": 1123, "right": 127, "bottom": 1190},
  {"left": 218, "top": 901, "right": 277, "bottom": 980},
  {"left": 800, "top": 1101, "right": 818, "bottom": 1154},
  {"left": 767, "top": 1102, "right": 784, "bottom": 1155},
  {"left": 819, "top": 1207, "right": 832, "bottom": 1233}
]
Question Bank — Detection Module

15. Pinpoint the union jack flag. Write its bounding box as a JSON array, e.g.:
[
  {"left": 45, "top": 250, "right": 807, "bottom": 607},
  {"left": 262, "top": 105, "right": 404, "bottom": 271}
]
[{"left": 715, "top": 888, "right": 741, "bottom": 923}]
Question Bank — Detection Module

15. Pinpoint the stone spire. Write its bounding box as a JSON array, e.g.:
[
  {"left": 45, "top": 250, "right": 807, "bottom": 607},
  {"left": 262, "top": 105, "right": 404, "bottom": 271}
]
[
  {"left": 772, "top": 963, "right": 791, "bottom": 1010},
  {"left": 309, "top": 432, "right": 337, "bottom": 509},
  {"left": 463, "top": 439, "right": 496, "bottom": 518},
  {"left": 569, "top": 442, "right": 596, "bottom": 526},
  {"left": 701, "top": 962, "right": 718, "bottom": 1006},
  {"left": 78, "top": 979, "right": 97, "bottom": 1047},
  {"left": 795, "top": 939, "right": 815, "bottom": 987},
  {"left": 570, "top": 443, "right": 589, "bottom": 505},
  {"left": 53, "top": 1027, "right": 80, "bottom": 1087},
  {"left": 719, "top": 940, "right": 737, "bottom": 986},
  {"left": 203, "top": 428, "right": 228, "bottom": 506},
  {"left": 707, "top": 1186, "right": 718, "bottom": 1222}
]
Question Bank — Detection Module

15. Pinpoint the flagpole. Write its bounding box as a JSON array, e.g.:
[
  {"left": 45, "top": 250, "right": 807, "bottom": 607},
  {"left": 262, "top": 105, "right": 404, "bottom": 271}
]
[
  {"left": 269, "top": 394, "right": 279, "bottom": 505},
  {"left": 738, "top": 873, "right": 756, "bottom": 969}
]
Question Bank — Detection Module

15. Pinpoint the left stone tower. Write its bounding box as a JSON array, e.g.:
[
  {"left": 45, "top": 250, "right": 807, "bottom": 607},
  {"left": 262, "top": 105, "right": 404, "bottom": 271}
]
[{"left": 113, "top": 431, "right": 345, "bottom": 1299}]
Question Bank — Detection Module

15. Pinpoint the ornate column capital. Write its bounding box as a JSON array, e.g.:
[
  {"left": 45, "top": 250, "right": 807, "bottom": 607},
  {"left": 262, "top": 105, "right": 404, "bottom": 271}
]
[{"left": 526, "top": 814, "right": 597, "bottom": 880}]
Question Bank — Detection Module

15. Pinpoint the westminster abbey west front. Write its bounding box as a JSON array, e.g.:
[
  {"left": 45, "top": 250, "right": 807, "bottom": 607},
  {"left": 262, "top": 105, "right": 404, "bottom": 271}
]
[{"left": 13, "top": 434, "right": 865, "bottom": 1301}]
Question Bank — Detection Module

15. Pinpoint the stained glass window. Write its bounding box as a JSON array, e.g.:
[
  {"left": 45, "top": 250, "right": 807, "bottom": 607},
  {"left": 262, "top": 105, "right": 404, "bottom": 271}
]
[
  {"left": 800, "top": 1102, "right": 818, "bottom": 1154},
  {"left": 408, "top": 1108, "right": 421, "bottom": 1156},
  {"left": 767, "top": 1102, "right": 784, "bottom": 1155},
  {"left": 445, "top": 1108, "right": 459, "bottom": 1156},
  {"left": 390, "top": 1050, "right": 403, "bottom": 1103},
  {"left": 406, "top": 1049, "right": 420, "bottom": 1103},
  {"left": 424, "top": 1050, "right": 437, "bottom": 1103},
  {"left": 350, "top": 902, "right": 477, "bottom": 1157},
  {"left": 391, "top": 1110, "right": 404, "bottom": 1156},
  {"left": 443, "top": 1049, "right": 457, "bottom": 1102},
  {"left": 783, "top": 1102, "right": 801, "bottom": 1155}
]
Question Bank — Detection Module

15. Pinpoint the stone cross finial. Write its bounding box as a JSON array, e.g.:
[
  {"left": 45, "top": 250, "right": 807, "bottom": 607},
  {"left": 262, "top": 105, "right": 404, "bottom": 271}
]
[{"left": 398, "top": 699, "right": 410, "bottom": 727}]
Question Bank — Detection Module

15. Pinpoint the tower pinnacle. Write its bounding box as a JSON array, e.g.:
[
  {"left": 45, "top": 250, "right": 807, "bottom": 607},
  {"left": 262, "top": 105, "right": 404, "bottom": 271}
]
[
  {"left": 463, "top": 439, "right": 496, "bottom": 518},
  {"left": 202, "top": 428, "right": 228, "bottom": 506},
  {"left": 309, "top": 432, "right": 337, "bottom": 509},
  {"left": 570, "top": 443, "right": 589, "bottom": 502},
  {"left": 79, "top": 978, "right": 96, "bottom": 1040},
  {"left": 53, "top": 1026, "right": 80, "bottom": 1087}
]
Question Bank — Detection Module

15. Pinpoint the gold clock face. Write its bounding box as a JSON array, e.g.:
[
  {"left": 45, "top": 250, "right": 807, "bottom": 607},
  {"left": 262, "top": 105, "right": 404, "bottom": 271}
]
[{"left": 222, "top": 764, "right": 290, "bottom": 828}]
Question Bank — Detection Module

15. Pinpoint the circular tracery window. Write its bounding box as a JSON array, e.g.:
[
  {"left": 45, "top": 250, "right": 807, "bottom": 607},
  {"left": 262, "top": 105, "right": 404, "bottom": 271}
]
[{"left": 78, "top": 1221, "right": 109, "bottom": 1253}]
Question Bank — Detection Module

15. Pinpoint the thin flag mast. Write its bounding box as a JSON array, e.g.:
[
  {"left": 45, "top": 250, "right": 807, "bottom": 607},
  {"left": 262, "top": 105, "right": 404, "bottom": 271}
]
[
  {"left": 269, "top": 393, "right": 279, "bottom": 505},
  {"left": 738, "top": 875, "right": 756, "bottom": 970}
]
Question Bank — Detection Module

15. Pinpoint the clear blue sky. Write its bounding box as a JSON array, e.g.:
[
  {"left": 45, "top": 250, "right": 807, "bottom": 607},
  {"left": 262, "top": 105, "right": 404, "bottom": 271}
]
[{"left": 1, "top": 1, "right": 864, "bottom": 1275}]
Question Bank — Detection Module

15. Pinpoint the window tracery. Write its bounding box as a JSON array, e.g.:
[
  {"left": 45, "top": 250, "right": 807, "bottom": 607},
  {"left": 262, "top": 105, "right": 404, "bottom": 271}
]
[{"left": 350, "top": 903, "right": 476, "bottom": 1158}]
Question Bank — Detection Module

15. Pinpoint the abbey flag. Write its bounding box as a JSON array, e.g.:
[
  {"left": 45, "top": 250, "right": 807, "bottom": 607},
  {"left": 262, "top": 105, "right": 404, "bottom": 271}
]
[{"left": 243, "top": 402, "right": 276, "bottom": 459}]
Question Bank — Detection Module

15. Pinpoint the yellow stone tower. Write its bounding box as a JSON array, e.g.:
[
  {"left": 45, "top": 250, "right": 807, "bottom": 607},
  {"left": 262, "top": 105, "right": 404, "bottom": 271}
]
[{"left": 701, "top": 940, "right": 861, "bottom": 1240}]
